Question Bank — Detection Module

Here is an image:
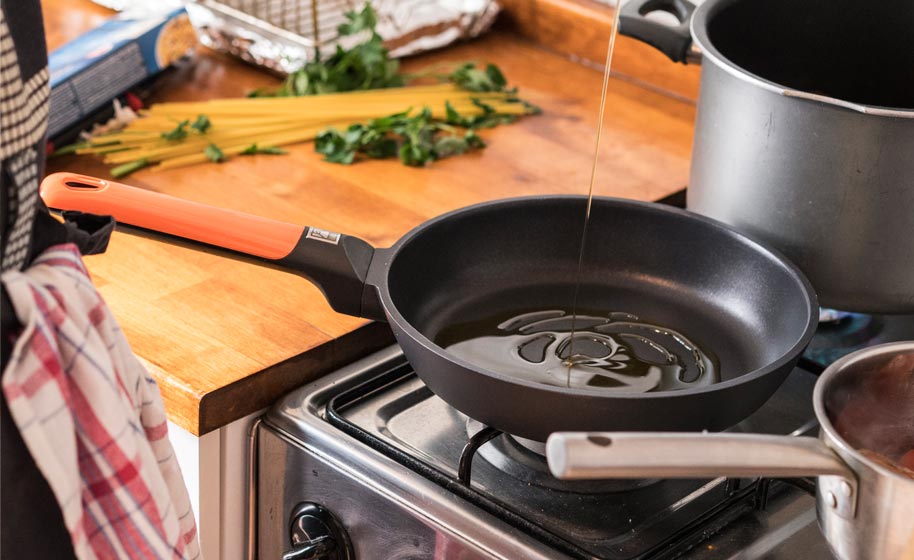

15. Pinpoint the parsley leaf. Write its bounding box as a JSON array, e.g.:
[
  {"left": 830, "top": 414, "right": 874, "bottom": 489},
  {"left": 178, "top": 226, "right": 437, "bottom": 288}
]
[
  {"left": 444, "top": 101, "right": 464, "bottom": 125},
  {"left": 444, "top": 99, "right": 517, "bottom": 129},
  {"left": 204, "top": 143, "right": 225, "bottom": 162},
  {"left": 449, "top": 63, "right": 515, "bottom": 93},
  {"left": 433, "top": 135, "right": 470, "bottom": 158},
  {"left": 161, "top": 120, "right": 190, "bottom": 141},
  {"left": 315, "top": 129, "right": 357, "bottom": 164},
  {"left": 336, "top": 4, "right": 377, "bottom": 35},
  {"left": 191, "top": 114, "right": 211, "bottom": 134},
  {"left": 464, "top": 129, "right": 486, "bottom": 149}
]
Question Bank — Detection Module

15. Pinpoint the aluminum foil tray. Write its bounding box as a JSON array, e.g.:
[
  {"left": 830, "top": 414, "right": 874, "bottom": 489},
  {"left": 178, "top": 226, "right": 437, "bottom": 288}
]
[{"left": 184, "top": 0, "right": 500, "bottom": 74}]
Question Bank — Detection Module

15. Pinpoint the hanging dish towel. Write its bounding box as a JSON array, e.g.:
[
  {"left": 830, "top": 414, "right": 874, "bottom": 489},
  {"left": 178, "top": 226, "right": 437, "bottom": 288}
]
[{"left": 1, "top": 243, "right": 200, "bottom": 560}]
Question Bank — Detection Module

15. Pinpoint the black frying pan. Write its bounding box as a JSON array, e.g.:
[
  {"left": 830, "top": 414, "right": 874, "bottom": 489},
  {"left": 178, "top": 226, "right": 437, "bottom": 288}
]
[{"left": 41, "top": 173, "right": 818, "bottom": 441}]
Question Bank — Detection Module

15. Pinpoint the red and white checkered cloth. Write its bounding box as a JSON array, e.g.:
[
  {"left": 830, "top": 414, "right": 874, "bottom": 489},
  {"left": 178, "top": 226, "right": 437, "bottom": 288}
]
[{"left": 1, "top": 244, "right": 201, "bottom": 560}]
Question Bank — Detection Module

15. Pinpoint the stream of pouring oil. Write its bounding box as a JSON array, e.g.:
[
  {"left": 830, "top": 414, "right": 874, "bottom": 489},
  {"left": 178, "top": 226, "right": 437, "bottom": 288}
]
[
  {"left": 565, "top": 5, "right": 624, "bottom": 386},
  {"left": 437, "top": 5, "right": 721, "bottom": 394}
]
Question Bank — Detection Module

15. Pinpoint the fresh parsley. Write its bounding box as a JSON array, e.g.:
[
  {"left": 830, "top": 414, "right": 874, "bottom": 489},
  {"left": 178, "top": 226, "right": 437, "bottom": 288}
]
[
  {"left": 250, "top": 5, "right": 528, "bottom": 100},
  {"left": 161, "top": 120, "right": 190, "bottom": 141},
  {"left": 315, "top": 105, "right": 495, "bottom": 167},
  {"left": 252, "top": 5, "right": 403, "bottom": 97},
  {"left": 191, "top": 114, "right": 211, "bottom": 134},
  {"left": 204, "top": 143, "right": 226, "bottom": 162},
  {"left": 191, "top": 3, "right": 541, "bottom": 168},
  {"left": 336, "top": 3, "right": 378, "bottom": 35},
  {"left": 448, "top": 62, "right": 513, "bottom": 93}
]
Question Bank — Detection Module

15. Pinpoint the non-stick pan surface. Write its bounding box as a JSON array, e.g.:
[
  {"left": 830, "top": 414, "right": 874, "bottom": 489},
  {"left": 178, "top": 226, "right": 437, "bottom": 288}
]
[{"left": 41, "top": 174, "right": 818, "bottom": 441}]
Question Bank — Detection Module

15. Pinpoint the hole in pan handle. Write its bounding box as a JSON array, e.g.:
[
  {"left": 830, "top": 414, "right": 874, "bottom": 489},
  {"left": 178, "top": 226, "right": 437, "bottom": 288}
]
[
  {"left": 65, "top": 180, "right": 104, "bottom": 190},
  {"left": 39, "top": 172, "right": 375, "bottom": 318}
]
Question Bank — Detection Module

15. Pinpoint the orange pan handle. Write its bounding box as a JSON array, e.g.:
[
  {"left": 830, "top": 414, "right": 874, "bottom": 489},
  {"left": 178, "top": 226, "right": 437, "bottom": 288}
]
[
  {"left": 40, "top": 173, "right": 376, "bottom": 318},
  {"left": 41, "top": 172, "right": 302, "bottom": 259}
]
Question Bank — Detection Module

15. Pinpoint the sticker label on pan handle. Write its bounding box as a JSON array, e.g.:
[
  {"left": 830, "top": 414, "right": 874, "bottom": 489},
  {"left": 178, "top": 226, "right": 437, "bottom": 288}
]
[{"left": 305, "top": 227, "right": 341, "bottom": 245}]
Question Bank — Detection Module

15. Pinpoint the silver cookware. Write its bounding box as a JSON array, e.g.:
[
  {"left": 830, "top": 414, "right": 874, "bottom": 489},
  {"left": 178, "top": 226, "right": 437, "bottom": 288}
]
[
  {"left": 619, "top": 0, "right": 914, "bottom": 313},
  {"left": 547, "top": 342, "right": 914, "bottom": 560}
]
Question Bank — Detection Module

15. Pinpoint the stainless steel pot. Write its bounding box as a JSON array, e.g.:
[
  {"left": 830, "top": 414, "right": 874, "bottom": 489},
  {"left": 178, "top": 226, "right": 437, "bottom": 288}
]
[
  {"left": 618, "top": 0, "right": 914, "bottom": 313},
  {"left": 546, "top": 342, "right": 914, "bottom": 560}
]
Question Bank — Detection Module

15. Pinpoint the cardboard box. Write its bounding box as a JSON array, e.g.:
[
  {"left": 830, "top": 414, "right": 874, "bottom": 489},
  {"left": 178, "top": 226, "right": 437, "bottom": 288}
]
[{"left": 48, "top": 7, "right": 197, "bottom": 139}]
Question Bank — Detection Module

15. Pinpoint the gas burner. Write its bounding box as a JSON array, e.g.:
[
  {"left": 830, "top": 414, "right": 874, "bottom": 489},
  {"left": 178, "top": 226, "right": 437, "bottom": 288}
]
[
  {"left": 818, "top": 307, "right": 855, "bottom": 324},
  {"left": 805, "top": 313, "right": 914, "bottom": 368},
  {"left": 259, "top": 346, "right": 837, "bottom": 560},
  {"left": 465, "top": 419, "right": 658, "bottom": 493}
]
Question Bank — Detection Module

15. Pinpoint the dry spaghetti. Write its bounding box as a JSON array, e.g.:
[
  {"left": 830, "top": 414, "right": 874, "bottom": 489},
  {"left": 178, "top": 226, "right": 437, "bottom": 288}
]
[{"left": 68, "top": 84, "right": 536, "bottom": 176}]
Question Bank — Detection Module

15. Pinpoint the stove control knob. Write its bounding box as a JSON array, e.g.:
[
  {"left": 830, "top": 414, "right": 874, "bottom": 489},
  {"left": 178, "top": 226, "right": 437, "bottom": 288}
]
[{"left": 282, "top": 502, "right": 354, "bottom": 560}]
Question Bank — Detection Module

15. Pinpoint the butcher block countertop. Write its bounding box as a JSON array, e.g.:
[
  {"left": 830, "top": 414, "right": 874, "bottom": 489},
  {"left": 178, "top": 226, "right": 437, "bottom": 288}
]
[{"left": 44, "top": 0, "right": 697, "bottom": 435}]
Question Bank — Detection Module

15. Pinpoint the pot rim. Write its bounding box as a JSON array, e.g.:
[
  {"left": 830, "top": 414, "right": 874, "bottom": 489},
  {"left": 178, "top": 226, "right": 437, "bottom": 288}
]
[
  {"left": 690, "top": 0, "right": 914, "bottom": 119},
  {"left": 814, "top": 341, "right": 914, "bottom": 484}
]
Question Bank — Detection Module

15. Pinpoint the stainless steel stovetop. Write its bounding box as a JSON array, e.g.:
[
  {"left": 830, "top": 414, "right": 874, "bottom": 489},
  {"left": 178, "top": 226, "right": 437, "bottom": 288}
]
[
  {"left": 256, "top": 345, "right": 844, "bottom": 559},
  {"left": 254, "top": 190, "right": 914, "bottom": 559}
]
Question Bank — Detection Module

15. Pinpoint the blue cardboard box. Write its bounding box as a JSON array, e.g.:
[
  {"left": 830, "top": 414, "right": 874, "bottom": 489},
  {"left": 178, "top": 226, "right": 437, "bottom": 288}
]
[{"left": 48, "top": 7, "right": 197, "bottom": 139}]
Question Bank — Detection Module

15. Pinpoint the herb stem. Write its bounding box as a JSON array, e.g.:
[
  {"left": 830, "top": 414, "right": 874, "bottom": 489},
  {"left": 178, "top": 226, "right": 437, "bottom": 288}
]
[{"left": 111, "top": 158, "right": 149, "bottom": 178}]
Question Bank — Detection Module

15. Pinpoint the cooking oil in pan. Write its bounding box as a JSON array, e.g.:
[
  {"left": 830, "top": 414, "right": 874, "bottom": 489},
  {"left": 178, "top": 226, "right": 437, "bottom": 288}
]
[{"left": 436, "top": 309, "right": 720, "bottom": 393}]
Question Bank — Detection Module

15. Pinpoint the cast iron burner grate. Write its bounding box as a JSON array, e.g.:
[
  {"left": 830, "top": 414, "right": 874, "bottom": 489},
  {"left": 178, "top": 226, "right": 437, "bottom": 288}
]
[
  {"left": 324, "top": 361, "right": 818, "bottom": 559},
  {"left": 464, "top": 421, "right": 660, "bottom": 493},
  {"left": 325, "top": 364, "right": 596, "bottom": 557}
]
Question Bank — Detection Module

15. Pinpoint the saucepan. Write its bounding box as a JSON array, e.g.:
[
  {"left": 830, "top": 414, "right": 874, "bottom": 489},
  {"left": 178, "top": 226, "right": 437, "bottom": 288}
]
[
  {"left": 618, "top": 0, "right": 914, "bottom": 313},
  {"left": 41, "top": 172, "right": 817, "bottom": 441},
  {"left": 547, "top": 342, "right": 914, "bottom": 560}
]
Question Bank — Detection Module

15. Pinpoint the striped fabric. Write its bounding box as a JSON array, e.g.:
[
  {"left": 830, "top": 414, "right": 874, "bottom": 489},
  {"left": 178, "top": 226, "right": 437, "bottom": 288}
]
[
  {"left": 2, "top": 148, "right": 40, "bottom": 268},
  {"left": 0, "top": 13, "right": 49, "bottom": 160},
  {"left": 1, "top": 244, "right": 201, "bottom": 560},
  {"left": 1, "top": 8, "right": 50, "bottom": 272}
]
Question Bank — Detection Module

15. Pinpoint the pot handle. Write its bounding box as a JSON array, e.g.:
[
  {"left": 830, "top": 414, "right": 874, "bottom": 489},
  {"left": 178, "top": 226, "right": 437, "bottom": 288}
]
[
  {"left": 40, "top": 173, "right": 376, "bottom": 318},
  {"left": 618, "top": 0, "right": 699, "bottom": 64},
  {"left": 547, "top": 432, "right": 858, "bottom": 518}
]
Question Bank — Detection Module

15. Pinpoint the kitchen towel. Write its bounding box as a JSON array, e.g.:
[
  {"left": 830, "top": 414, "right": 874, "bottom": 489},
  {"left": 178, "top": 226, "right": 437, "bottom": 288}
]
[{"left": 0, "top": 243, "right": 201, "bottom": 560}]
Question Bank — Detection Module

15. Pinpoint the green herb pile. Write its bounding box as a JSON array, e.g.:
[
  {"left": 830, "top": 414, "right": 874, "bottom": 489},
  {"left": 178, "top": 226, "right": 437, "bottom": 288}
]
[
  {"left": 315, "top": 93, "right": 540, "bottom": 166},
  {"left": 255, "top": 4, "right": 540, "bottom": 167},
  {"left": 66, "top": 4, "right": 540, "bottom": 174},
  {"left": 250, "top": 5, "right": 403, "bottom": 97}
]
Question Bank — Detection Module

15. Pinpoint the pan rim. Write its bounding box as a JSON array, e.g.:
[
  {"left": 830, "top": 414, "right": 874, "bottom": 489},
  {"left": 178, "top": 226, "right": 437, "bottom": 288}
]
[
  {"left": 814, "top": 341, "right": 914, "bottom": 484},
  {"left": 378, "top": 194, "right": 819, "bottom": 401}
]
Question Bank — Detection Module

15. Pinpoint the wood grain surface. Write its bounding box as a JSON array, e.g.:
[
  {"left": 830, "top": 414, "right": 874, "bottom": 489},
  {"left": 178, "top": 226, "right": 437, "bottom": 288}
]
[
  {"left": 497, "top": 0, "right": 702, "bottom": 102},
  {"left": 43, "top": 0, "right": 696, "bottom": 435}
]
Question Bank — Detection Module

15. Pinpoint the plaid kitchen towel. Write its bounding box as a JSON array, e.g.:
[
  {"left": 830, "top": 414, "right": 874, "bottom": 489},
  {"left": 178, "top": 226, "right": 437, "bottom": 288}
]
[{"left": 1, "top": 243, "right": 200, "bottom": 560}]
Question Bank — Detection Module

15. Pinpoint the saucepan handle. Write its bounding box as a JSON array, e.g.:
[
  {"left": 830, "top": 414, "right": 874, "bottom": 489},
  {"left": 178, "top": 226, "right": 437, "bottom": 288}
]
[
  {"left": 547, "top": 432, "right": 852, "bottom": 479},
  {"left": 546, "top": 432, "right": 857, "bottom": 519},
  {"left": 618, "top": 0, "right": 700, "bottom": 64},
  {"left": 39, "top": 173, "right": 375, "bottom": 318},
  {"left": 546, "top": 431, "right": 858, "bottom": 518}
]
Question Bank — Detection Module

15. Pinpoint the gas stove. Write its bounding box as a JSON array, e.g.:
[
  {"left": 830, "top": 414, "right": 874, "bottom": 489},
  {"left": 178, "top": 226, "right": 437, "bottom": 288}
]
[
  {"left": 255, "top": 345, "right": 841, "bottom": 560},
  {"left": 253, "top": 189, "right": 914, "bottom": 559}
]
